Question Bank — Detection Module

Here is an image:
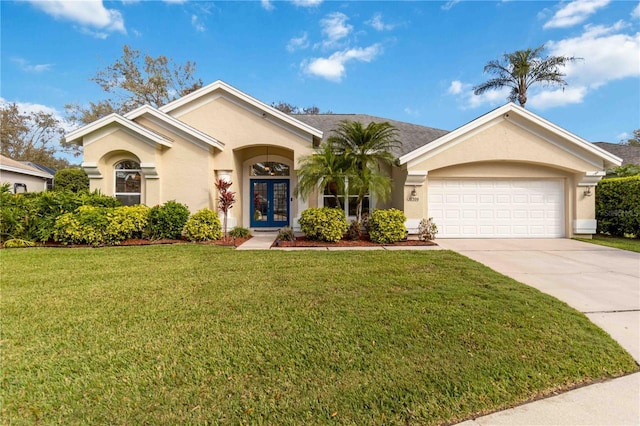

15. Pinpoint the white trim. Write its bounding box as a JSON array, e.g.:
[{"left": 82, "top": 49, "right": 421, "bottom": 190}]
[
  {"left": 399, "top": 103, "right": 622, "bottom": 168},
  {"left": 65, "top": 113, "right": 173, "bottom": 148},
  {"left": 578, "top": 171, "right": 606, "bottom": 187},
  {"left": 124, "top": 105, "right": 224, "bottom": 151},
  {"left": 81, "top": 162, "right": 102, "bottom": 179},
  {"left": 405, "top": 170, "right": 428, "bottom": 186},
  {"left": 0, "top": 164, "right": 53, "bottom": 179},
  {"left": 574, "top": 219, "right": 597, "bottom": 234},
  {"left": 159, "top": 80, "right": 323, "bottom": 139}
]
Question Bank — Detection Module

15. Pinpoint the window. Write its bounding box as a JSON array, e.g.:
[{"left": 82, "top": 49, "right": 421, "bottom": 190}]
[
  {"left": 322, "top": 177, "right": 370, "bottom": 218},
  {"left": 114, "top": 160, "right": 141, "bottom": 206},
  {"left": 251, "top": 162, "right": 289, "bottom": 177}
]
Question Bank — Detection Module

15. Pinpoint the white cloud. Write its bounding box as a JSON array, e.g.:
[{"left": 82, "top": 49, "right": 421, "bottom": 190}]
[
  {"left": 191, "top": 14, "right": 205, "bottom": 32},
  {"left": 528, "top": 87, "right": 587, "bottom": 109},
  {"left": 302, "top": 44, "right": 382, "bottom": 82},
  {"left": 446, "top": 80, "right": 511, "bottom": 109},
  {"left": 543, "top": 0, "right": 610, "bottom": 29},
  {"left": 291, "top": 0, "right": 322, "bottom": 7},
  {"left": 442, "top": 0, "right": 461, "bottom": 11},
  {"left": 27, "top": 0, "right": 126, "bottom": 36},
  {"left": 11, "top": 57, "right": 52, "bottom": 73},
  {"left": 366, "top": 13, "right": 395, "bottom": 31},
  {"left": 162, "top": 0, "right": 187, "bottom": 4},
  {"left": 261, "top": 0, "right": 275, "bottom": 11},
  {"left": 546, "top": 22, "right": 640, "bottom": 89},
  {"left": 287, "top": 32, "right": 309, "bottom": 52},
  {"left": 448, "top": 80, "right": 463, "bottom": 95},
  {"left": 404, "top": 107, "right": 420, "bottom": 117},
  {"left": 631, "top": 3, "right": 640, "bottom": 19},
  {"left": 319, "top": 12, "right": 352, "bottom": 49}
]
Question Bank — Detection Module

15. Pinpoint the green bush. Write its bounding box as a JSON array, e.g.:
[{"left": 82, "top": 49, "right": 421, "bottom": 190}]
[
  {"left": 299, "top": 207, "right": 348, "bottom": 242},
  {"left": 183, "top": 208, "right": 222, "bottom": 242},
  {"left": 368, "top": 208, "right": 407, "bottom": 244},
  {"left": 53, "top": 205, "right": 109, "bottom": 246},
  {"left": 596, "top": 176, "right": 640, "bottom": 237},
  {"left": 229, "top": 227, "right": 251, "bottom": 238},
  {"left": 146, "top": 201, "right": 190, "bottom": 240},
  {"left": 54, "top": 168, "right": 89, "bottom": 192},
  {"left": 105, "top": 205, "right": 150, "bottom": 245},
  {"left": 0, "top": 190, "right": 119, "bottom": 243}
]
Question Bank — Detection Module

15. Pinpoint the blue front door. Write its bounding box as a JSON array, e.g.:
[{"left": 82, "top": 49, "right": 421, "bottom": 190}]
[{"left": 251, "top": 179, "right": 289, "bottom": 228}]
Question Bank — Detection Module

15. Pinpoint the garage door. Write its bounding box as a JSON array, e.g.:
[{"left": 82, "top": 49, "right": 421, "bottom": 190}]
[{"left": 428, "top": 179, "right": 565, "bottom": 238}]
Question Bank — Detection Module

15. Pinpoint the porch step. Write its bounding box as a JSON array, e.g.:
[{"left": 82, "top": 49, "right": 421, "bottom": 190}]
[{"left": 235, "top": 232, "right": 278, "bottom": 250}]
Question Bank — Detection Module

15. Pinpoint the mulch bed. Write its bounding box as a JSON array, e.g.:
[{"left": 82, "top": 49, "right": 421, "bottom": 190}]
[
  {"left": 273, "top": 236, "right": 437, "bottom": 248},
  {"left": 36, "top": 236, "right": 251, "bottom": 248}
]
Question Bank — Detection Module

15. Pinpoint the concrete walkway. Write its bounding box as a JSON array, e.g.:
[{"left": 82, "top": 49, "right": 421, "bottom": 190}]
[{"left": 437, "top": 239, "right": 640, "bottom": 425}]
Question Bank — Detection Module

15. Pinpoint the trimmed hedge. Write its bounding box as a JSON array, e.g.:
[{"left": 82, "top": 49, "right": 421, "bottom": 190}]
[
  {"left": 368, "top": 208, "right": 407, "bottom": 244},
  {"left": 146, "top": 201, "right": 190, "bottom": 240},
  {"left": 183, "top": 208, "right": 222, "bottom": 242},
  {"left": 299, "top": 207, "right": 348, "bottom": 242},
  {"left": 54, "top": 168, "right": 89, "bottom": 192},
  {"left": 54, "top": 205, "right": 110, "bottom": 246},
  {"left": 596, "top": 176, "right": 640, "bottom": 237}
]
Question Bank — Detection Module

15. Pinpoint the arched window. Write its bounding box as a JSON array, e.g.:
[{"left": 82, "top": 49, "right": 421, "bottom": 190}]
[{"left": 114, "top": 160, "right": 141, "bottom": 205}]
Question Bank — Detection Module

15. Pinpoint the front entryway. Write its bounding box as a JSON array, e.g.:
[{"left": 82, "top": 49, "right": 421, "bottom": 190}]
[{"left": 250, "top": 179, "right": 289, "bottom": 228}]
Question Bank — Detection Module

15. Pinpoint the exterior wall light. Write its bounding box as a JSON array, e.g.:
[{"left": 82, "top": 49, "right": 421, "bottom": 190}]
[{"left": 583, "top": 186, "right": 593, "bottom": 196}]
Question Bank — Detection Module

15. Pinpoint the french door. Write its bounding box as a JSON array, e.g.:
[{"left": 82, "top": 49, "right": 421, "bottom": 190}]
[{"left": 250, "top": 179, "right": 289, "bottom": 228}]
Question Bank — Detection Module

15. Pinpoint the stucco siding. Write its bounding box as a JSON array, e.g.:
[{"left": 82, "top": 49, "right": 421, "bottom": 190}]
[{"left": 0, "top": 170, "right": 48, "bottom": 193}]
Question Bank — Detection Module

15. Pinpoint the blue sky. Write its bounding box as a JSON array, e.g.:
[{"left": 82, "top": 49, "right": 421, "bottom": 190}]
[{"left": 1, "top": 0, "right": 639, "bottom": 157}]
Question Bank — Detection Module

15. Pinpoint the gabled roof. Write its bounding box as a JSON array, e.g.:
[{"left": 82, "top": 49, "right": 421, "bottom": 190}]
[
  {"left": 399, "top": 103, "right": 623, "bottom": 168},
  {"left": 0, "top": 155, "right": 54, "bottom": 179},
  {"left": 125, "top": 105, "right": 224, "bottom": 150},
  {"left": 160, "top": 80, "right": 324, "bottom": 140},
  {"left": 593, "top": 142, "right": 640, "bottom": 165},
  {"left": 294, "top": 114, "right": 449, "bottom": 157},
  {"left": 65, "top": 113, "right": 173, "bottom": 148}
]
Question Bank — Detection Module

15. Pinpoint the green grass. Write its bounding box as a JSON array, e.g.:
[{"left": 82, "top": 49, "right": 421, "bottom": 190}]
[
  {"left": 575, "top": 234, "right": 640, "bottom": 253},
  {"left": 1, "top": 246, "right": 637, "bottom": 425}
]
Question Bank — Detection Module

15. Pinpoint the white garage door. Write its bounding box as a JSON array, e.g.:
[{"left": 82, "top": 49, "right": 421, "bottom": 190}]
[{"left": 428, "top": 179, "right": 565, "bottom": 238}]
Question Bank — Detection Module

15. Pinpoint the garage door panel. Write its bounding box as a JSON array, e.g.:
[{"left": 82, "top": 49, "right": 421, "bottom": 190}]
[{"left": 428, "top": 179, "right": 564, "bottom": 238}]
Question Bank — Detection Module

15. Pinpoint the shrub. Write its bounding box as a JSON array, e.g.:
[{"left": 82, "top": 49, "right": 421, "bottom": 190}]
[
  {"left": 276, "top": 226, "right": 295, "bottom": 241},
  {"left": 53, "top": 205, "right": 109, "bottom": 246},
  {"left": 54, "top": 168, "right": 89, "bottom": 192},
  {"left": 298, "top": 207, "right": 348, "bottom": 242},
  {"left": 346, "top": 220, "right": 363, "bottom": 240},
  {"left": 105, "top": 205, "right": 150, "bottom": 245},
  {"left": 3, "top": 239, "right": 36, "bottom": 248},
  {"left": 146, "top": 201, "right": 190, "bottom": 240},
  {"left": 418, "top": 218, "right": 438, "bottom": 241},
  {"left": 368, "top": 208, "right": 407, "bottom": 244},
  {"left": 596, "top": 176, "right": 640, "bottom": 237},
  {"left": 229, "top": 227, "right": 251, "bottom": 238},
  {"left": 183, "top": 208, "right": 222, "bottom": 242}
]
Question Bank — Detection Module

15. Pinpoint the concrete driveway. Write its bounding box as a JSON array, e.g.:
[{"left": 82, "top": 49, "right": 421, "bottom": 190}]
[
  {"left": 437, "top": 238, "right": 640, "bottom": 362},
  {"left": 438, "top": 239, "right": 640, "bottom": 426}
]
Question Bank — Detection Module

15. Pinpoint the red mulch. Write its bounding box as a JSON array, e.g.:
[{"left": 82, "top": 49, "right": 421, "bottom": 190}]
[
  {"left": 273, "top": 236, "right": 436, "bottom": 248},
  {"left": 37, "top": 236, "right": 251, "bottom": 248}
]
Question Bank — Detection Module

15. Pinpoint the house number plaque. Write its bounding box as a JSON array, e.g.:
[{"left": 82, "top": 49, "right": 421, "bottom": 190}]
[{"left": 407, "top": 196, "right": 419, "bottom": 202}]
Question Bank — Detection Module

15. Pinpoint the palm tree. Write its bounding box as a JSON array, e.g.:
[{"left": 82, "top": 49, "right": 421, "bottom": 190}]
[
  {"left": 473, "top": 45, "right": 579, "bottom": 108},
  {"left": 328, "top": 120, "right": 400, "bottom": 222},
  {"left": 294, "top": 143, "right": 350, "bottom": 209}
]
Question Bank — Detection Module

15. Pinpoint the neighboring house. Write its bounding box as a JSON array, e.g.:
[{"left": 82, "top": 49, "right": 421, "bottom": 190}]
[
  {"left": 20, "top": 162, "right": 56, "bottom": 190},
  {"left": 592, "top": 142, "right": 640, "bottom": 166},
  {"left": 65, "top": 80, "right": 621, "bottom": 238},
  {"left": 0, "top": 155, "right": 54, "bottom": 194}
]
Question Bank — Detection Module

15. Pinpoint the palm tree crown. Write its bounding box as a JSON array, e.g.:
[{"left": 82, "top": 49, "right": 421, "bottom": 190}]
[
  {"left": 327, "top": 120, "right": 400, "bottom": 222},
  {"left": 294, "top": 142, "right": 350, "bottom": 209},
  {"left": 473, "top": 45, "right": 579, "bottom": 108}
]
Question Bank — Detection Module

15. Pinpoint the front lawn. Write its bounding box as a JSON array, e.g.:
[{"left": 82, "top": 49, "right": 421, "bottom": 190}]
[
  {"left": 1, "top": 246, "right": 637, "bottom": 425},
  {"left": 575, "top": 234, "right": 640, "bottom": 253}
]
